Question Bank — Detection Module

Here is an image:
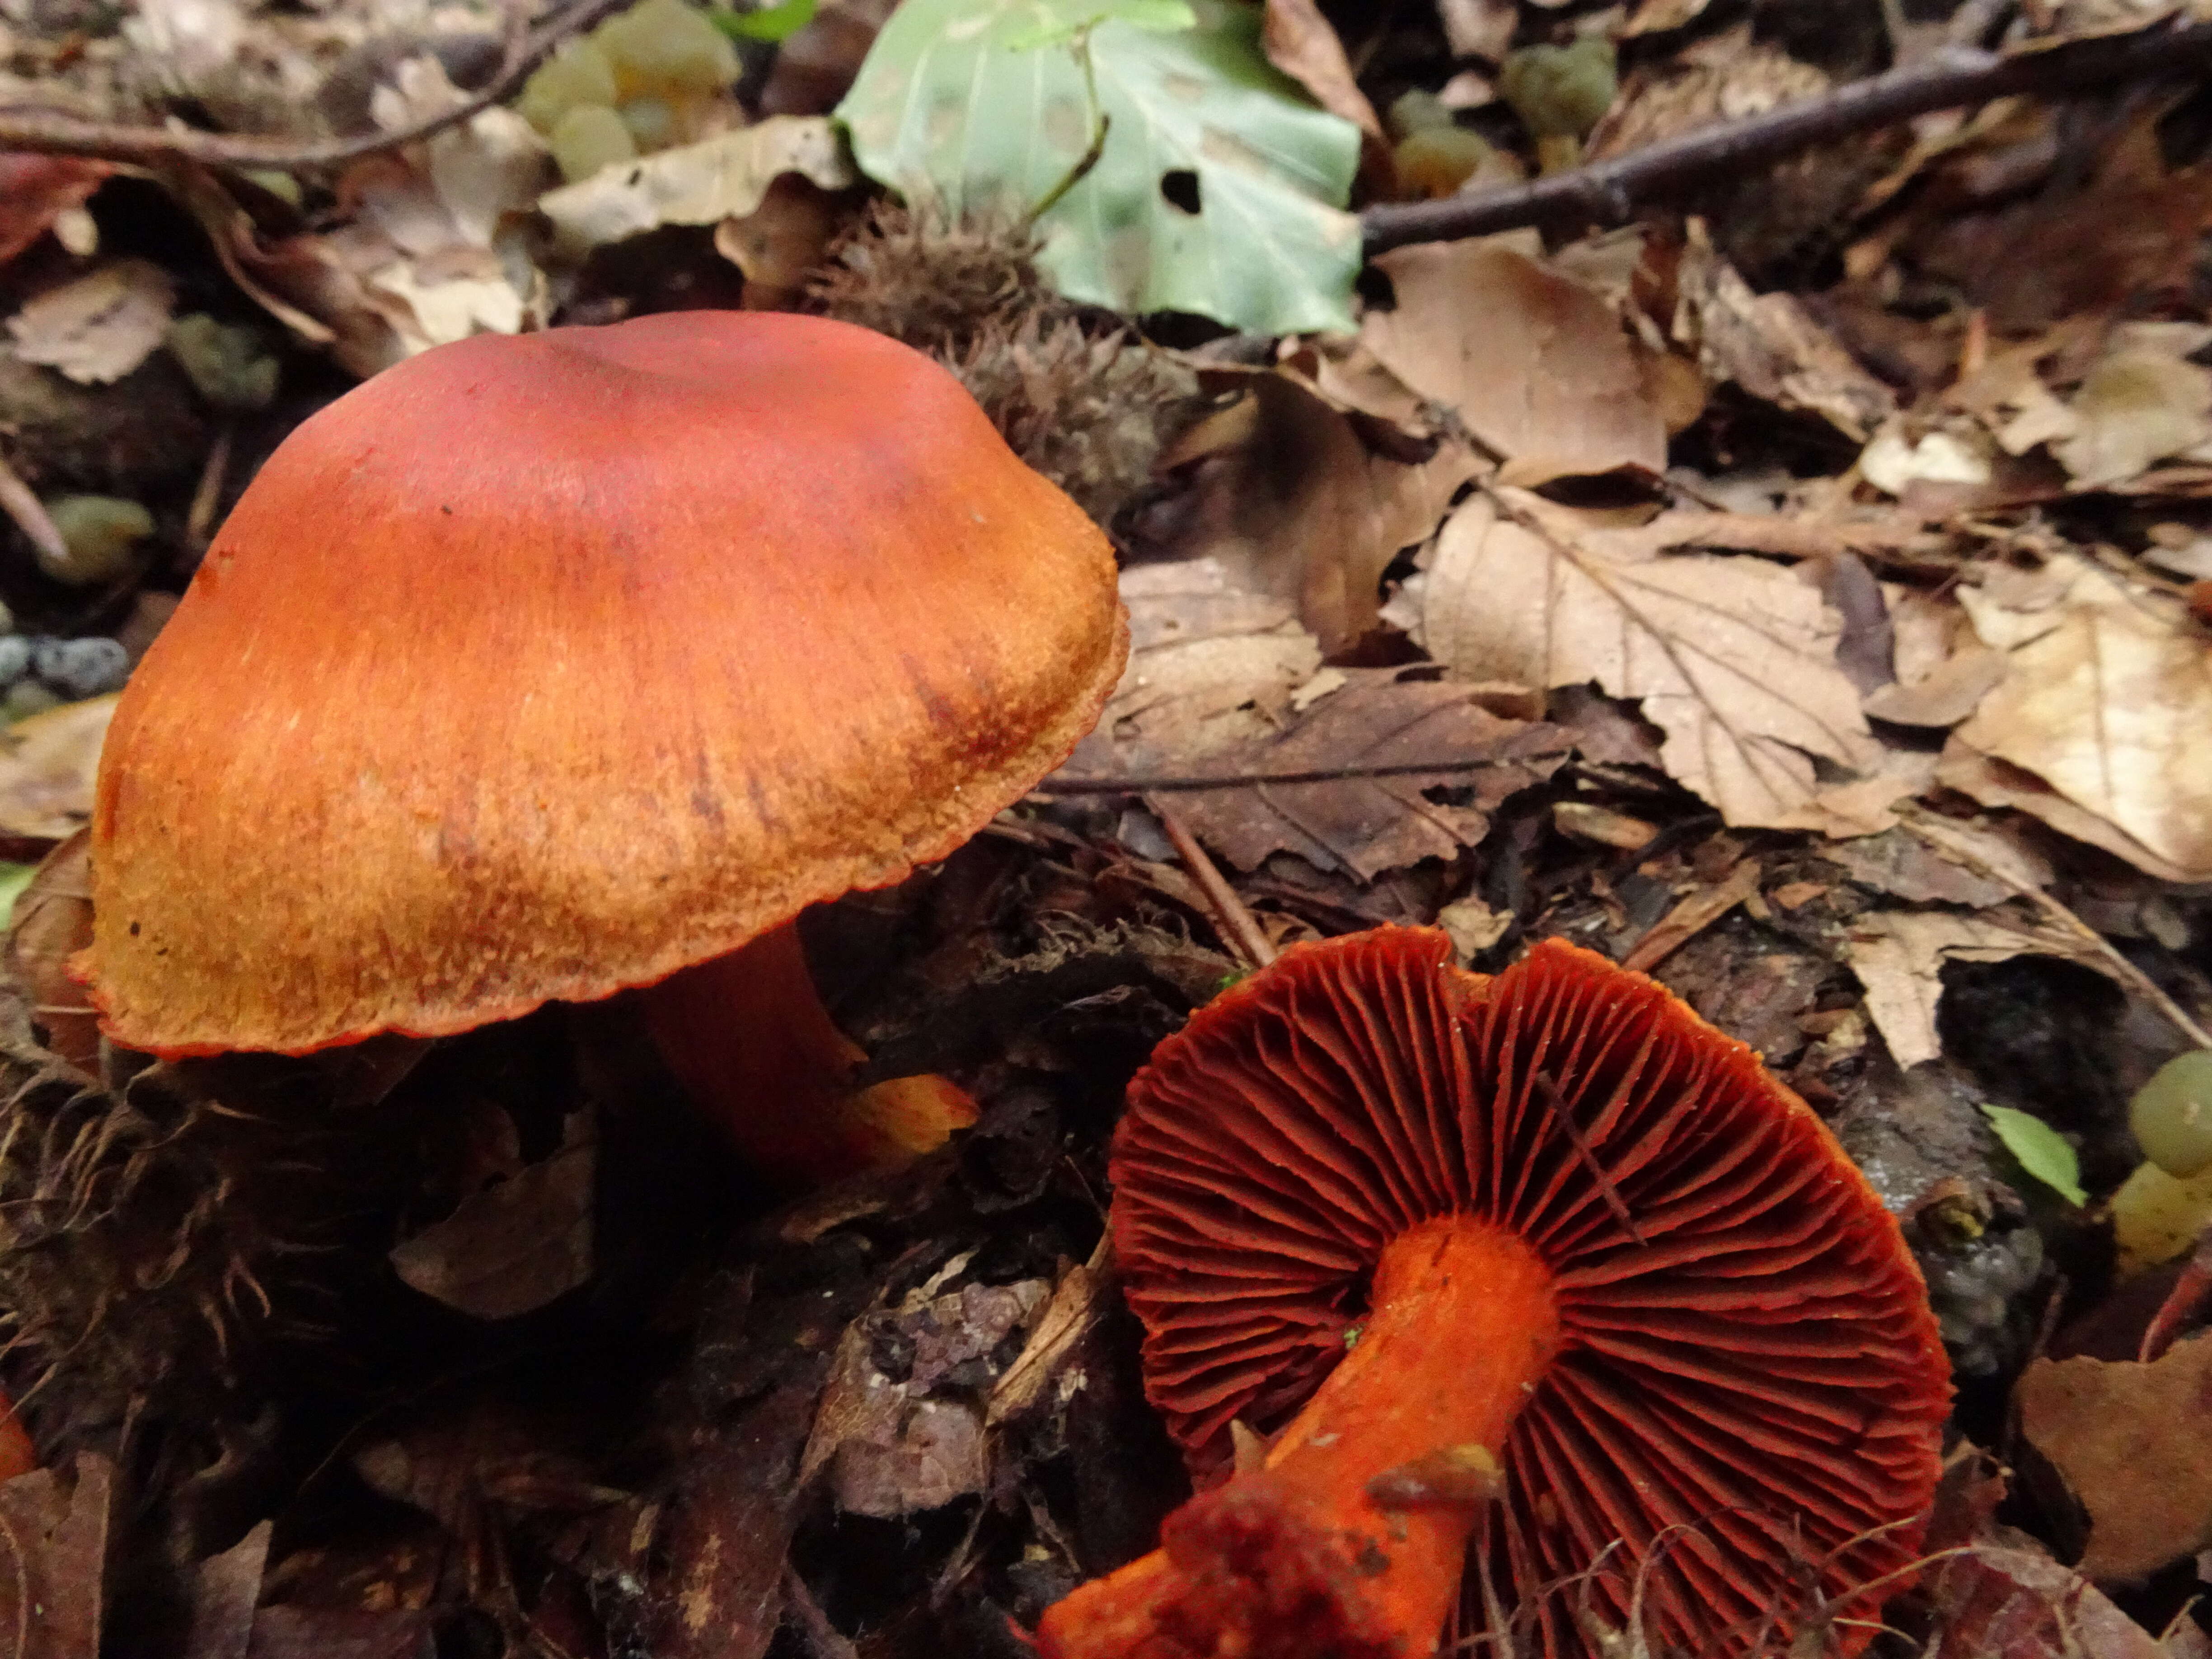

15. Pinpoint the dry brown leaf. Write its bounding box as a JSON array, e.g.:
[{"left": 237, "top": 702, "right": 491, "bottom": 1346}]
[
  {"left": 1950, "top": 558, "right": 2212, "bottom": 880},
  {"left": 7, "top": 259, "right": 175, "bottom": 386},
  {"left": 1068, "top": 559, "right": 1324, "bottom": 769},
  {"left": 1622, "top": 0, "right": 1715, "bottom": 32},
  {"left": 8, "top": 828, "right": 97, "bottom": 1069},
  {"left": 1147, "top": 375, "right": 1480, "bottom": 656},
  {"left": 1365, "top": 241, "right": 1666, "bottom": 484},
  {"left": 988, "top": 1242, "right": 1110, "bottom": 1427},
  {"left": 1434, "top": 0, "right": 1516, "bottom": 58},
  {"left": 1150, "top": 669, "right": 1570, "bottom": 877},
  {"left": 1261, "top": 0, "right": 1382, "bottom": 142},
  {"left": 1829, "top": 819, "right": 2052, "bottom": 909},
  {"left": 0, "top": 694, "right": 115, "bottom": 843},
  {"left": 1928, "top": 1546, "right": 2169, "bottom": 1659},
  {"left": 714, "top": 176, "right": 843, "bottom": 309},
  {"left": 0, "top": 156, "right": 112, "bottom": 269},
  {"left": 1673, "top": 221, "right": 1895, "bottom": 441},
  {"left": 1937, "top": 743, "right": 2202, "bottom": 886},
  {"left": 2017, "top": 1333, "right": 2212, "bottom": 1583},
  {"left": 1863, "top": 644, "right": 2007, "bottom": 728},
  {"left": 1845, "top": 908, "right": 2117, "bottom": 1069},
  {"left": 1400, "top": 489, "right": 1891, "bottom": 834},
  {"left": 0, "top": 1453, "right": 113, "bottom": 1659},
  {"left": 387, "top": 1112, "right": 595, "bottom": 1320},
  {"left": 1622, "top": 859, "right": 1763, "bottom": 972},
  {"left": 2054, "top": 334, "right": 2212, "bottom": 487},
  {"left": 183, "top": 1520, "right": 269, "bottom": 1659},
  {"left": 539, "top": 116, "right": 857, "bottom": 253}
]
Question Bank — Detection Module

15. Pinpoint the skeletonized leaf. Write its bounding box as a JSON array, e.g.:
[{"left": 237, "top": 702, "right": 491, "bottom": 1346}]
[{"left": 1402, "top": 488, "right": 1890, "bottom": 833}]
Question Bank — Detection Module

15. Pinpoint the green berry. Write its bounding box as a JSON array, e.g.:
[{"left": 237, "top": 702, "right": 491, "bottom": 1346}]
[
  {"left": 166, "top": 314, "right": 280, "bottom": 412},
  {"left": 595, "top": 0, "right": 738, "bottom": 98},
  {"left": 2132, "top": 1050, "right": 2212, "bottom": 1179},
  {"left": 1500, "top": 36, "right": 1619, "bottom": 141},
  {"left": 517, "top": 38, "right": 618, "bottom": 135},
  {"left": 548, "top": 104, "right": 639, "bottom": 183},
  {"left": 41, "top": 496, "right": 152, "bottom": 587}
]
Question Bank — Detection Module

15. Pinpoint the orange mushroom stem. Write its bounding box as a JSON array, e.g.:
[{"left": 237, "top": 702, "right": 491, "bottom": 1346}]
[
  {"left": 637, "top": 920, "right": 976, "bottom": 1186},
  {"left": 1040, "top": 1216, "right": 1558, "bottom": 1659}
]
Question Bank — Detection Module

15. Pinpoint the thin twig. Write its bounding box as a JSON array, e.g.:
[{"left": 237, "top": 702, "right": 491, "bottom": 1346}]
[
  {"left": 1903, "top": 807, "right": 2212, "bottom": 1051},
  {"left": 0, "top": 454, "right": 67, "bottom": 571},
  {"left": 186, "top": 421, "right": 234, "bottom": 548},
  {"left": 1532, "top": 1072, "right": 1645, "bottom": 1248},
  {"left": 1149, "top": 796, "right": 1276, "bottom": 970},
  {"left": 0, "top": 0, "right": 633, "bottom": 169},
  {"left": 1361, "top": 19, "right": 2212, "bottom": 254},
  {"left": 1035, "top": 750, "right": 1572, "bottom": 796}
]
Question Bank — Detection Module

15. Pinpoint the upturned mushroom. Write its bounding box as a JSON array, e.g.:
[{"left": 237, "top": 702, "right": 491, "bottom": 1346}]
[
  {"left": 80, "top": 311, "right": 1126, "bottom": 1182},
  {"left": 1040, "top": 928, "right": 1949, "bottom": 1659}
]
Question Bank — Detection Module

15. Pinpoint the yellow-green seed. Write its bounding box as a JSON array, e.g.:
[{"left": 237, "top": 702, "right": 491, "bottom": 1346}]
[
  {"left": 548, "top": 104, "right": 639, "bottom": 183},
  {"left": 2132, "top": 1050, "right": 2212, "bottom": 1179}
]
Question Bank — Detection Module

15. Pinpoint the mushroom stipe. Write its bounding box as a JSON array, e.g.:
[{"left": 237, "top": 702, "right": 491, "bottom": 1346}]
[{"left": 1040, "top": 927, "right": 1950, "bottom": 1659}]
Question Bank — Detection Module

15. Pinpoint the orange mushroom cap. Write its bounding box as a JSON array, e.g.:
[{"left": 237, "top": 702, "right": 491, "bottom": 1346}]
[
  {"left": 81, "top": 312, "right": 1126, "bottom": 1057},
  {"left": 1062, "top": 927, "right": 1950, "bottom": 1659}
]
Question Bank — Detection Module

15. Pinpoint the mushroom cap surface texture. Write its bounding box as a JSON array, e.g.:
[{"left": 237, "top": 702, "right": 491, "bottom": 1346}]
[
  {"left": 84, "top": 311, "right": 1127, "bottom": 1056},
  {"left": 1111, "top": 928, "right": 1950, "bottom": 1658}
]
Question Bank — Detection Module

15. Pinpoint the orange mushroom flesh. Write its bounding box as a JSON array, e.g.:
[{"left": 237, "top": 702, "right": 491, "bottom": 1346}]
[
  {"left": 1041, "top": 928, "right": 1950, "bottom": 1659},
  {"left": 79, "top": 313, "right": 1125, "bottom": 1183},
  {"left": 638, "top": 924, "right": 978, "bottom": 1182}
]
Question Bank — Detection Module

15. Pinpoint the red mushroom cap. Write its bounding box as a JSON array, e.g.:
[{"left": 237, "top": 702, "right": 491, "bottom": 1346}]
[
  {"left": 1109, "top": 927, "right": 1950, "bottom": 1657},
  {"left": 81, "top": 312, "right": 1125, "bottom": 1057}
]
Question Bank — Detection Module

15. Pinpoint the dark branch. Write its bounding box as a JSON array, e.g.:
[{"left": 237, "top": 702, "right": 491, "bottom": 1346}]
[
  {"left": 1361, "top": 18, "right": 2212, "bottom": 255},
  {"left": 0, "top": 0, "right": 633, "bottom": 169},
  {"left": 1033, "top": 751, "right": 1572, "bottom": 795}
]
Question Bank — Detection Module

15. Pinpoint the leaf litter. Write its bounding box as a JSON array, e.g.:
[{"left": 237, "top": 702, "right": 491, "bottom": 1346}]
[{"left": 3, "top": 0, "right": 2212, "bottom": 1653}]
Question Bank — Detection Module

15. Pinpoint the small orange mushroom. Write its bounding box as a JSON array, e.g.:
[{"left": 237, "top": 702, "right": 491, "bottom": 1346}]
[
  {"left": 79, "top": 312, "right": 1126, "bottom": 1183},
  {"left": 1040, "top": 928, "right": 1950, "bottom": 1659}
]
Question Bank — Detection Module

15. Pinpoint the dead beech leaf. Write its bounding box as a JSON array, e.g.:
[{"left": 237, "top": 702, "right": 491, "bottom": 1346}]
[
  {"left": 1674, "top": 222, "right": 1895, "bottom": 440},
  {"left": 388, "top": 1112, "right": 595, "bottom": 1319},
  {"left": 8, "top": 828, "right": 97, "bottom": 1069},
  {"left": 1952, "top": 561, "right": 2212, "bottom": 880},
  {"left": 1261, "top": 0, "right": 1382, "bottom": 141},
  {"left": 0, "top": 1453, "right": 113, "bottom": 1659},
  {"left": 1434, "top": 0, "right": 1515, "bottom": 58},
  {"left": 7, "top": 259, "right": 176, "bottom": 385},
  {"left": 1845, "top": 909, "right": 2116, "bottom": 1070},
  {"left": 1862, "top": 643, "right": 2007, "bottom": 728},
  {"left": 1152, "top": 375, "right": 1480, "bottom": 656},
  {"left": 2054, "top": 342, "right": 2212, "bottom": 487},
  {"left": 1937, "top": 743, "right": 2202, "bottom": 886},
  {"left": 539, "top": 116, "right": 857, "bottom": 253},
  {"left": 2016, "top": 1333, "right": 2212, "bottom": 1583},
  {"left": 0, "top": 155, "right": 112, "bottom": 268},
  {"left": 714, "top": 176, "right": 843, "bottom": 309},
  {"left": 1928, "top": 1546, "right": 2168, "bottom": 1659},
  {"left": 1402, "top": 489, "right": 1890, "bottom": 834},
  {"left": 1365, "top": 242, "right": 1666, "bottom": 484},
  {"left": 1156, "top": 670, "right": 1570, "bottom": 877},
  {"left": 1066, "top": 559, "right": 1324, "bottom": 771},
  {"left": 0, "top": 695, "right": 116, "bottom": 843},
  {"left": 1830, "top": 819, "right": 2051, "bottom": 909},
  {"left": 989, "top": 1243, "right": 1110, "bottom": 1427},
  {"left": 183, "top": 1519, "right": 269, "bottom": 1659}
]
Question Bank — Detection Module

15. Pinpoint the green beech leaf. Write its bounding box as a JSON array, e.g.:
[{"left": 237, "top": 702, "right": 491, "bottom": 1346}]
[
  {"left": 835, "top": 0, "right": 1361, "bottom": 335},
  {"left": 1980, "top": 1103, "right": 2087, "bottom": 1207}
]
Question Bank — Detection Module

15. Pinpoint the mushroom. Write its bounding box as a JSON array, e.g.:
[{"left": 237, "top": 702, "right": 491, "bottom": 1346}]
[
  {"left": 80, "top": 311, "right": 1126, "bottom": 1182},
  {"left": 1040, "top": 928, "right": 1950, "bottom": 1659}
]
